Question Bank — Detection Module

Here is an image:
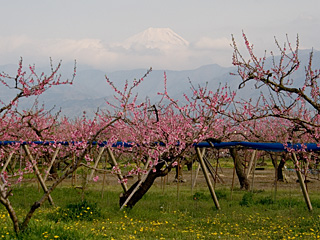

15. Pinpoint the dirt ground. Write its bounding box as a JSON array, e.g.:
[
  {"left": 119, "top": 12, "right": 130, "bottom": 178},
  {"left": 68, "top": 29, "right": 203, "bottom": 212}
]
[
  {"left": 37, "top": 157, "right": 320, "bottom": 196},
  {"left": 119, "top": 165, "right": 320, "bottom": 193}
]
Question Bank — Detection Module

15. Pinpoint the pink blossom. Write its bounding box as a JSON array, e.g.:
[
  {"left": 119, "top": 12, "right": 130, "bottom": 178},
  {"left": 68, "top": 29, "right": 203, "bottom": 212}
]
[{"left": 93, "top": 176, "right": 99, "bottom": 182}]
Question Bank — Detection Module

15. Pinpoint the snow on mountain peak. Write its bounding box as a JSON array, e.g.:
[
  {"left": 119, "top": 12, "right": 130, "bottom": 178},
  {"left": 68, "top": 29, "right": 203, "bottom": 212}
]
[{"left": 123, "top": 27, "right": 189, "bottom": 50}]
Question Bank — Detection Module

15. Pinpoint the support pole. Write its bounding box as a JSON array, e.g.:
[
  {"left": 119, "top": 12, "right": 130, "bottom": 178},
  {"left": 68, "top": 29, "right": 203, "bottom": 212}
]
[
  {"left": 87, "top": 147, "right": 105, "bottom": 183},
  {"left": 72, "top": 153, "right": 76, "bottom": 186},
  {"left": 176, "top": 159, "right": 182, "bottom": 201},
  {"left": 292, "top": 152, "right": 312, "bottom": 211},
  {"left": 23, "top": 145, "right": 55, "bottom": 206},
  {"left": 214, "top": 153, "right": 219, "bottom": 187},
  {"left": 231, "top": 153, "right": 236, "bottom": 200},
  {"left": 204, "top": 157, "right": 224, "bottom": 183},
  {"left": 246, "top": 150, "right": 257, "bottom": 178},
  {"left": 101, "top": 151, "right": 109, "bottom": 198},
  {"left": 251, "top": 151, "right": 258, "bottom": 193},
  {"left": 192, "top": 148, "right": 205, "bottom": 189},
  {"left": 120, "top": 158, "right": 152, "bottom": 210},
  {"left": 196, "top": 147, "right": 220, "bottom": 210},
  {"left": 43, "top": 146, "right": 60, "bottom": 182},
  {"left": 190, "top": 159, "right": 193, "bottom": 195},
  {"left": 192, "top": 163, "right": 201, "bottom": 189},
  {"left": 1, "top": 152, "right": 14, "bottom": 175},
  {"left": 274, "top": 153, "right": 278, "bottom": 201},
  {"left": 106, "top": 147, "right": 128, "bottom": 192}
]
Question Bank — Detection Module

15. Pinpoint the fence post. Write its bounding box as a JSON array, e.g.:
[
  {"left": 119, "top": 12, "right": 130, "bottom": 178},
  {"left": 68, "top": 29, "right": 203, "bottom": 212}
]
[
  {"left": 246, "top": 150, "right": 257, "bottom": 178},
  {"left": 1, "top": 152, "right": 14, "bottom": 175},
  {"left": 292, "top": 152, "right": 312, "bottom": 211},
  {"left": 196, "top": 147, "right": 220, "bottom": 210},
  {"left": 23, "top": 145, "right": 55, "bottom": 206},
  {"left": 106, "top": 147, "right": 128, "bottom": 192},
  {"left": 87, "top": 147, "right": 105, "bottom": 184},
  {"left": 43, "top": 146, "right": 60, "bottom": 182}
]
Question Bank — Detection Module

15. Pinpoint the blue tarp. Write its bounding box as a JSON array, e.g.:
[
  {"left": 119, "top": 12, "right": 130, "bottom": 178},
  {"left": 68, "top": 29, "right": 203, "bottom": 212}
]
[
  {"left": 196, "top": 141, "right": 320, "bottom": 152},
  {"left": 0, "top": 141, "right": 319, "bottom": 152}
]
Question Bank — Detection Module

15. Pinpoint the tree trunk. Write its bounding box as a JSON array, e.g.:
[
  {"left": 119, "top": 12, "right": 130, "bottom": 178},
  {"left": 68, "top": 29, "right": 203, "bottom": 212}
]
[
  {"left": 270, "top": 153, "right": 286, "bottom": 181},
  {"left": 277, "top": 160, "right": 286, "bottom": 181},
  {"left": 0, "top": 197, "right": 20, "bottom": 234},
  {"left": 20, "top": 157, "right": 84, "bottom": 232},
  {"left": 119, "top": 161, "right": 170, "bottom": 208},
  {"left": 229, "top": 148, "right": 250, "bottom": 190}
]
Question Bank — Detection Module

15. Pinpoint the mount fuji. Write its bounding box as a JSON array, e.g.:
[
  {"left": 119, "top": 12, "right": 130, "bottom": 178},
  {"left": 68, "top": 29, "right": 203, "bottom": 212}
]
[
  {"left": 122, "top": 27, "right": 189, "bottom": 50},
  {"left": 1, "top": 25, "right": 319, "bottom": 119}
]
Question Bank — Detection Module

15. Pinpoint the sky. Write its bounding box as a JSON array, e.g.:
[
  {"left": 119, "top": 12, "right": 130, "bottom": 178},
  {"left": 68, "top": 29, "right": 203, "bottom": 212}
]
[{"left": 0, "top": 0, "right": 319, "bottom": 71}]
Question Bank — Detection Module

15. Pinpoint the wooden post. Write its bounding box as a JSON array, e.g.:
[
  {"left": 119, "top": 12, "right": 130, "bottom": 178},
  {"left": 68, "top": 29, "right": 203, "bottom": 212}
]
[
  {"left": 1, "top": 152, "right": 14, "bottom": 175},
  {"left": 251, "top": 151, "right": 258, "bottom": 193},
  {"left": 204, "top": 157, "right": 224, "bottom": 184},
  {"left": 273, "top": 153, "right": 278, "bottom": 201},
  {"left": 231, "top": 154, "right": 236, "bottom": 200},
  {"left": 43, "top": 146, "right": 60, "bottom": 182},
  {"left": 192, "top": 164, "right": 201, "bottom": 189},
  {"left": 87, "top": 147, "right": 105, "bottom": 183},
  {"left": 292, "top": 152, "right": 312, "bottom": 211},
  {"left": 214, "top": 153, "right": 219, "bottom": 188},
  {"left": 101, "top": 152, "right": 109, "bottom": 198},
  {"left": 177, "top": 159, "right": 180, "bottom": 201},
  {"left": 192, "top": 148, "right": 205, "bottom": 189},
  {"left": 106, "top": 147, "right": 128, "bottom": 192},
  {"left": 246, "top": 150, "right": 257, "bottom": 178},
  {"left": 23, "top": 145, "right": 55, "bottom": 206},
  {"left": 72, "top": 153, "right": 76, "bottom": 186},
  {"left": 190, "top": 159, "right": 193, "bottom": 195},
  {"left": 120, "top": 158, "right": 152, "bottom": 210},
  {"left": 196, "top": 147, "right": 220, "bottom": 210}
]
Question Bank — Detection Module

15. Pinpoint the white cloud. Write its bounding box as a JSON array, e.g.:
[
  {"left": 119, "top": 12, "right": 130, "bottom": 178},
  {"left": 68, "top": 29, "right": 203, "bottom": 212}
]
[
  {"left": 44, "top": 39, "right": 105, "bottom": 54},
  {"left": 192, "top": 37, "right": 231, "bottom": 50},
  {"left": 0, "top": 34, "right": 234, "bottom": 71}
]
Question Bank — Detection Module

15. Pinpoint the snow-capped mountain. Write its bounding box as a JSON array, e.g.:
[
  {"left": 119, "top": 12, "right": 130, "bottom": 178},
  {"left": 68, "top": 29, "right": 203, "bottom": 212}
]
[{"left": 122, "top": 27, "right": 189, "bottom": 50}]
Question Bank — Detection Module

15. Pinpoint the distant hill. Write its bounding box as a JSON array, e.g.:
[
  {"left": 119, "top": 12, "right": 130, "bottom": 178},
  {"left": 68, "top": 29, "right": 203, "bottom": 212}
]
[{"left": 0, "top": 49, "right": 319, "bottom": 119}]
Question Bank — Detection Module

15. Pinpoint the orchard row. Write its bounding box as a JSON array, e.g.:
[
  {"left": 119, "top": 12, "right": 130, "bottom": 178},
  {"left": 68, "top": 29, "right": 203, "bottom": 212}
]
[{"left": 0, "top": 34, "right": 319, "bottom": 234}]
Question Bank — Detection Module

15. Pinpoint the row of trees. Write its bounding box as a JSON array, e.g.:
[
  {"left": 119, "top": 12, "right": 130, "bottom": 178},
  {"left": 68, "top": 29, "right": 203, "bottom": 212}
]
[{"left": 0, "top": 34, "right": 319, "bottom": 235}]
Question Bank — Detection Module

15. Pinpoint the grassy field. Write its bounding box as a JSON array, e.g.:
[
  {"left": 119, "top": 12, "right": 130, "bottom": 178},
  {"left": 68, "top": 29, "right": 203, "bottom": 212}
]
[{"left": 1, "top": 163, "right": 320, "bottom": 239}]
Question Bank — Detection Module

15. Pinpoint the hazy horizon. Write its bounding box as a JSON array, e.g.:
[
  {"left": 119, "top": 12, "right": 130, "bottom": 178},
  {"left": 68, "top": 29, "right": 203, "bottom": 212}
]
[{"left": 0, "top": 1, "right": 319, "bottom": 71}]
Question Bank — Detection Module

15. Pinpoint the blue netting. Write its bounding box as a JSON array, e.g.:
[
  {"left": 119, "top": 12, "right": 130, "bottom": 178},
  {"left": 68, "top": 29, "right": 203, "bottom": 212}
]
[{"left": 0, "top": 141, "right": 319, "bottom": 152}]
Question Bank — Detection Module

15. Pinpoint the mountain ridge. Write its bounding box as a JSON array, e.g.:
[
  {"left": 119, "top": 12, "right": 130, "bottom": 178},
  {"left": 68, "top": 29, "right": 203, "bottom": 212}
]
[{"left": 0, "top": 49, "right": 319, "bottom": 119}]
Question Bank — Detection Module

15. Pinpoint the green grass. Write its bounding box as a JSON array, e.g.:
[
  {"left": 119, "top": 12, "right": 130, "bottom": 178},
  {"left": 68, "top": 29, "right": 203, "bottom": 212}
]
[{"left": 1, "top": 182, "right": 320, "bottom": 239}]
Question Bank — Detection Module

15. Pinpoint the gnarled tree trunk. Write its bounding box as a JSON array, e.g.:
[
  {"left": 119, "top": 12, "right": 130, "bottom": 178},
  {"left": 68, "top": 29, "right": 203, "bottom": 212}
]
[
  {"left": 229, "top": 148, "right": 250, "bottom": 190},
  {"left": 0, "top": 197, "right": 20, "bottom": 234},
  {"left": 120, "top": 161, "right": 171, "bottom": 208},
  {"left": 270, "top": 153, "right": 287, "bottom": 181}
]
